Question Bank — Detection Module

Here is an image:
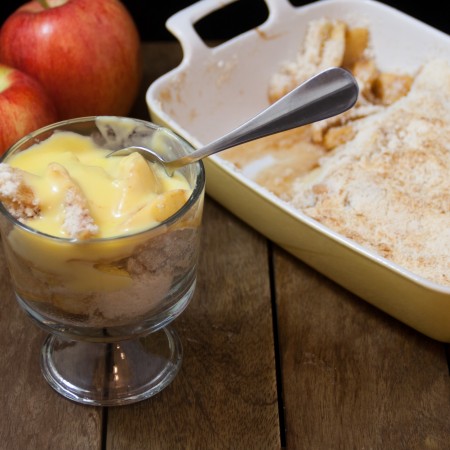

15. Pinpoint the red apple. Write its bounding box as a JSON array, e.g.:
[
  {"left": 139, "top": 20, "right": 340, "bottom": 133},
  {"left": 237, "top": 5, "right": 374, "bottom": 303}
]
[
  {"left": 0, "top": 63, "right": 57, "bottom": 155},
  {"left": 0, "top": 0, "right": 142, "bottom": 120}
]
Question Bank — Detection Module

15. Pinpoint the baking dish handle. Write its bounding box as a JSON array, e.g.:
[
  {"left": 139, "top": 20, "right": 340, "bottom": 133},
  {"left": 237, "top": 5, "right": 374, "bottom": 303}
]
[
  {"left": 166, "top": 0, "right": 297, "bottom": 62},
  {"left": 166, "top": 0, "right": 236, "bottom": 61}
]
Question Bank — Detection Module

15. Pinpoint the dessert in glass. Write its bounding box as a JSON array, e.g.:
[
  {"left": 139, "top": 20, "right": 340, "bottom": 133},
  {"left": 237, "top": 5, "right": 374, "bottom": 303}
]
[{"left": 0, "top": 116, "right": 205, "bottom": 406}]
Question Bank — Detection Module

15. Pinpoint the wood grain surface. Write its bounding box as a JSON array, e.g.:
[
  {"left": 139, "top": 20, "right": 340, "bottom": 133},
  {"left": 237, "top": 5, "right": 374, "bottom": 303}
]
[{"left": 0, "top": 42, "right": 449, "bottom": 450}]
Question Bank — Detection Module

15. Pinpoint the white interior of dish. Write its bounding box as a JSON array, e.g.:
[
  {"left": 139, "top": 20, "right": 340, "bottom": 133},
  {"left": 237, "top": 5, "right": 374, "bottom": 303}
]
[
  {"left": 146, "top": 0, "right": 450, "bottom": 293},
  {"left": 148, "top": 0, "right": 450, "bottom": 144}
]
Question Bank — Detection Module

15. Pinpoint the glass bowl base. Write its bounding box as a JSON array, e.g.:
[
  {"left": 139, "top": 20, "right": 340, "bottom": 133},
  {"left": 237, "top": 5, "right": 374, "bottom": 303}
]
[{"left": 40, "top": 326, "right": 183, "bottom": 406}]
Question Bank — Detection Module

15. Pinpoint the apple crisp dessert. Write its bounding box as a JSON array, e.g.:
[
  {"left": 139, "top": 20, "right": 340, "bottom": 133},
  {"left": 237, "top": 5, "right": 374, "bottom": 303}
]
[{"left": 220, "top": 18, "right": 450, "bottom": 287}]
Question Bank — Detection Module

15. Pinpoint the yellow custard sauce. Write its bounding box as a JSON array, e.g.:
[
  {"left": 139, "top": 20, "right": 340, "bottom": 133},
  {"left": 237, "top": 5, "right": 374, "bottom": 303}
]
[
  {"left": 7, "top": 131, "right": 192, "bottom": 239},
  {"left": 0, "top": 120, "right": 202, "bottom": 317}
]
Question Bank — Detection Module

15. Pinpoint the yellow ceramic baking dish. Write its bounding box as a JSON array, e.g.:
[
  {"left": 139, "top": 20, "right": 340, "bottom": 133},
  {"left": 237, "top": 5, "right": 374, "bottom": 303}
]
[{"left": 146, "top": 0, "right": 450, "bottom": 341}]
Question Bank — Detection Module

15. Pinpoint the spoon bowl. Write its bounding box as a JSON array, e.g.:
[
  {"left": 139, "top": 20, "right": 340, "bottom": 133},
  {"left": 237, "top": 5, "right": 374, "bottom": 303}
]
[{"left": 108, "top": 67, "right": 359, "bottom": 175}]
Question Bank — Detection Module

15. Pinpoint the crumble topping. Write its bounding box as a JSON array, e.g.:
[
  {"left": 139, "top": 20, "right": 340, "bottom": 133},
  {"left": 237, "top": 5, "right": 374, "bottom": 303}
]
[
  {"left": 0, "top": 164, "right": 40, "bottom": 220},
  {"left": 291, "top": 59, "right": 450, "bottom": 286},
  {"left": 45, "top": 163, "right": 99, "bottom": 239},
  {"left": 0, "top": 161, "right": 98, "bottom": 239},
  {"left": 220, "top": 18, "right": 450, "bottom": 286}
]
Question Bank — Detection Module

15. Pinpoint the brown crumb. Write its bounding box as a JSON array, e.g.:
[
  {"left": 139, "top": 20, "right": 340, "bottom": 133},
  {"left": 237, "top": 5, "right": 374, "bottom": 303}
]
[
  {"left": 46, "top": 163, "right": 98, "bottom": 239},
  {"left": 0, "top": 163, "right": 40, "bottom": 220},
  {"left": 322, "top": 125, "right": 356, "bottom": 150}
]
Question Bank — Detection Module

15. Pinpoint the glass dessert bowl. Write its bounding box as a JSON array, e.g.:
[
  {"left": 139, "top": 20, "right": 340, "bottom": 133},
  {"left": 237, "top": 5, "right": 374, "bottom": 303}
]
[{"left": 0, "top": 116, "right": 205, "bottom": 406}]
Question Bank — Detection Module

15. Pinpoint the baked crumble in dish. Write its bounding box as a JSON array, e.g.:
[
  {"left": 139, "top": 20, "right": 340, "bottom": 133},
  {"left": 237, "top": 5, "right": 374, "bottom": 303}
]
[{"left": 220, "top": 18, "right": 450, "bottom": 287}]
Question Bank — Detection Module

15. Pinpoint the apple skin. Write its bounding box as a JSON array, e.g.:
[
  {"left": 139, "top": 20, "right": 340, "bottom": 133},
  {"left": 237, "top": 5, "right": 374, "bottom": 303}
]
[
  {"left": 0, "top": 0, "right": 142, "bottom": 120},
  {"left": 0, "top": 64, "right": 57, "bottom": 155}
]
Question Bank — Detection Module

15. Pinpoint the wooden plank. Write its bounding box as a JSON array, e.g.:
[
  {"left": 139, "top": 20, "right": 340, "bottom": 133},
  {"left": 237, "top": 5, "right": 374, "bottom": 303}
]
[
  {"left": 0, "top": 250, "right": 103, "bottom": 450},
  {"left": 106, "top": 199, "right": 280, "bottom": 449},
  {"left": 274, "top": 247, "right": 450, "bottom": 449}
]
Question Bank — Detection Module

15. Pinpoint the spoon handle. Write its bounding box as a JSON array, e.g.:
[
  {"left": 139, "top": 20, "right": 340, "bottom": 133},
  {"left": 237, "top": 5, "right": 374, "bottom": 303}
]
[{"left": 172, "top": 67, "right": 358, "bottom": 167}]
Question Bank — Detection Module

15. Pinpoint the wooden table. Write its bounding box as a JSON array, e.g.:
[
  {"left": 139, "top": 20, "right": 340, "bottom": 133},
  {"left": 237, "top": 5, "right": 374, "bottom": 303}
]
[{"left": 1, "top": 42, "right": 450, "bottom": 450}]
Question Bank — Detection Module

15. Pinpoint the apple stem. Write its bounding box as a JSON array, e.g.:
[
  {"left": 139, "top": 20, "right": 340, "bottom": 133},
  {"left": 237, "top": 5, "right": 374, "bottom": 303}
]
[{"left": 36, "top": 0, "right": 50, "bottom": 8}]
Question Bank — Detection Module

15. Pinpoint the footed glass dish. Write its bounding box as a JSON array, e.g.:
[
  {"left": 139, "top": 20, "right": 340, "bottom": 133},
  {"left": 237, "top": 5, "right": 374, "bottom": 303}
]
[{"left": 0, "top": 116, "right": 205, "bottom": 406}]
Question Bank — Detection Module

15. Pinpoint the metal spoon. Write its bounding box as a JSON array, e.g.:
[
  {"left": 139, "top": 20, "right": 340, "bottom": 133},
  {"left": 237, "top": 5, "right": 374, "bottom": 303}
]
[{"left": 108, "top": 67, "right": 359, "bottom": 175}]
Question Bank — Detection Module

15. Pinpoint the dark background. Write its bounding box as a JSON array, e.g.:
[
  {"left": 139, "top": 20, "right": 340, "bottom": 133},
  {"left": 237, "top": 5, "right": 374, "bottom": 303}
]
[{"left": 0, "top": 0, "right": 449, "bottom": 41}]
